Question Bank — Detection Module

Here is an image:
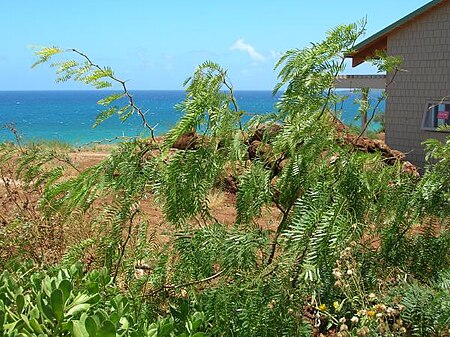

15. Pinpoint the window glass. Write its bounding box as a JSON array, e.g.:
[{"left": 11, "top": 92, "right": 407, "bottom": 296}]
[{"left": 422, "top": 102, "right": 450, "bottom": 131}]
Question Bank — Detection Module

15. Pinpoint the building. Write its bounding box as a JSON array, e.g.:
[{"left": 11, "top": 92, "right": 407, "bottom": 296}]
[{"left": 347, "top": 0, "right": 450, "bottom": 168}]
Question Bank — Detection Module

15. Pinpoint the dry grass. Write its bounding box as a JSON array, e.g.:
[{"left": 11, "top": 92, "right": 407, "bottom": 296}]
[{"left": 0, "top": 145, "right": 282, "bottom": 267}]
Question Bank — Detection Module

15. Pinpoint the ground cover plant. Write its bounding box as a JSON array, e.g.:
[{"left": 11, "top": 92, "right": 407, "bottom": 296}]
[{"left": 1, "top": 21, "right": 449, "bottom": 336}]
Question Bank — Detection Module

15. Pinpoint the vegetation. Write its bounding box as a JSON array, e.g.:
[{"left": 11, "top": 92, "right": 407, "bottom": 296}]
[{"left": 1, "top": 21, "right": 449, "bottom": 336}]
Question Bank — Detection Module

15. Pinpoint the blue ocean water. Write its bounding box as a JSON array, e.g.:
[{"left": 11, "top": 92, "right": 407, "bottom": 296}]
[{"left": 0, "top": 90, "right": 383, "bottom": 145}]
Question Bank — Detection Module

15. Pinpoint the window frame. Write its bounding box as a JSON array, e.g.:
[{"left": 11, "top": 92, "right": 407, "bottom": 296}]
[{"left": 421, "top": 101, "right": 450, "bottom": 132}]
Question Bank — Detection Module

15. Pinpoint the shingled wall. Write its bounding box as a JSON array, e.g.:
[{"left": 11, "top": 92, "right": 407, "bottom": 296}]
[{"left": 385, "top": 0, "right": 450, "bottom": 168}]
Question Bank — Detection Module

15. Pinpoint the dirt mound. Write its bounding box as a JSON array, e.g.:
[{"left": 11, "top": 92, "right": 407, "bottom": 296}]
[
  {"left": 333, "top": 120, "right": 419, "bottom": 176},
  {"left": 172, "top": 131, "right": 200, "bottom": 150},
  {"left": 152, "top": 123, "right": 419, "bottom": 195}
]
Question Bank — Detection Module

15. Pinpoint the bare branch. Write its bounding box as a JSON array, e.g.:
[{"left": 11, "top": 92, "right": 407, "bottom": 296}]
[{"left": 146, "top": 268, "right": 227, "bottom": 297}]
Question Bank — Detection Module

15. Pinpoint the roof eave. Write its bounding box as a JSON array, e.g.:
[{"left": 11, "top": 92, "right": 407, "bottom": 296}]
[{"left": 348, "top": 0, "right": 446, "bottom": 66}]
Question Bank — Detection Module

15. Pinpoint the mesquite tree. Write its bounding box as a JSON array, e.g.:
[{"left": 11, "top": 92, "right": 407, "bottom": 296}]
[{"left": 1, "top": 21, "right": 448, "bottom": 336}]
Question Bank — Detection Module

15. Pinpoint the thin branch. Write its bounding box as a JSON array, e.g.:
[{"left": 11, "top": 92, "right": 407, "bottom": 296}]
[
  {"left": 272, "top": 194, "right": 286, "bottom": 215},
  {"left": 2, "top": 123, "right": 24, "bottom": 153},
  {"left": 356, "top": 67, "right": 400, "bottom": 141},
  {"left": 319, "top": 21, "right": 368, "bottom": 120},
  {"left": 71, "top": 49, "right": 157, "bottom": 142},
  {"left": 113, "top": 207, "right": 140, "bottom": 283},
  {"left": 355, "top": 93, "right": 384, "bottom": 141},
  {"left": 50, "top": 153, "right": 82, "bottom": 173},
  {"left": 146, "top": 268, "right": 227, "bottom": 297},
  {"left": 222, "top": 78, "right": 239, "bottom": 114},
  {"left": 78, "top": 135, "right": 139, "bottom": 149},
  {"left": 318, "top": 53, "right": 360, "bottom": 120},
  {"left": 267, "top": 201, "right": 295, "bottom": 265},
  {"left": 222, "top": 76, "right": 243, "bottom": 131}
]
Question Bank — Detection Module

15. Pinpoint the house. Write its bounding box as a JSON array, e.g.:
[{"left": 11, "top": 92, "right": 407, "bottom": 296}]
[{"left": 347, "top": 0, "right": 450, "bottom": 168}]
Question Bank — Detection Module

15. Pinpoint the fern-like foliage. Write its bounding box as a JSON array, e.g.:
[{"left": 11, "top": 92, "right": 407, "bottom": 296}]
[
  {"left": 417, "top": 136, "right": 450, "bottom": 218},
  {"left": 161, "top": 147, "right": 224, "bottom": 225},
  {"left": 398, "top": 276, "right": 450, "bottom": 336},
  {"left": 62, "top": 238, "right": 96, "bottom": 266},
  {"left": 15, "top": 20, "right": 450, "bottom": 337},
  {"left": 236, "top": 161, "right": 272, "bottom": 225},
  {"left": 284, "top": 185, "right": 353, "bottom": 282},
  {"left": 274, "top": 22, "right": 366, "bottom": 119},
  {"left": 31, "top": 47, "right": 155, "bottom": 137},
  {"left": 165, "top": 61, "right": 241, "bottom": 149}
]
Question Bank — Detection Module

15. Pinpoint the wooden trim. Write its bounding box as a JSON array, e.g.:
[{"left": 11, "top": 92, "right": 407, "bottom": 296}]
[
  {"left": 334, "top": 75, "right": 386, "bottom": 89},
  {"left": 350, "top": 37, "right": 388, "bottom": 67}
]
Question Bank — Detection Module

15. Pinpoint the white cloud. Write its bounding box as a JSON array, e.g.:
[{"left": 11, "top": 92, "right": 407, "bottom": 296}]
[
  {"left": 230, "top": 38, "right": 265, "bottom": 62},
  {"left": 270, "top": 50, "right": 282, "bottom": 59}
]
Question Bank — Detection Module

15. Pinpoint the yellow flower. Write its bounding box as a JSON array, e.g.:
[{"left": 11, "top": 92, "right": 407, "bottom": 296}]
[
  {"left": 367, "top": 310, "right": 376, "bottom": 318},
  {"left": 318, "top": 304, "right": 328, "bottom": 311},
  {"left": 333, "top": 301, "right": 340, "bottom": 311}
]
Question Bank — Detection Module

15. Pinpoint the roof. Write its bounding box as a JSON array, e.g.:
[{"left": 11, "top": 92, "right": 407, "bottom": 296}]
[{"left": 349, "top": 0, "right": 447, "bottom": 66}]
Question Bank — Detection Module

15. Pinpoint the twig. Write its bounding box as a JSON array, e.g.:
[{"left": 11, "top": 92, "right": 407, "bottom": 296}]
[
  {"left": 355, "top": 94, "right": 384, "bottom": 141},
  {"left": 78, "top": 135, "right": 140, "bottom": 149},
  {"left": 146, "top": 268, "right": 227, "bottom": 297},
  {"left": 267, "top": 200, "right": 296, "bottom": 265},
  {"left": 319, "top": 21, "right": 368, "bottom": 120},
  {"left": 356, "top": 67, "right": 400, "bottom": 140},
  {"left": 318, "top": 54, "right": 357, "bottom": 119},
  {"left": 71, "top": 49, "right": 157, "bottom": 142},
  {"left": 50, "top": 153, "right": 81, "bottom": 173},
  {"left": 2, "top": 123, "right": 24, "bottom": 153},
  {"left": 113, "top": 207, "right": 140, "bottom": 283},
  {"left": 222, "top": 77, "right": 244, "bottom": 132}
]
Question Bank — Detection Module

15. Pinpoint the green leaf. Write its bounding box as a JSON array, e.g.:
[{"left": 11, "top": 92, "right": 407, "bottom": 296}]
[
  {"left": 237, "top": 162, "right": 271, "bottom": 224},
  {"left": 30, "top": 318, "right": 45, "bottom": 334},
  {"left": 119, "top": 316, "right": 129, "bottom": 331},
  {"left": 118, "top": 105, "right": 134, "bottom": 122},
  {"left": 38, "top": 294, "right": 54, "bottom": 321},
  {"left": 71, "top": 320, "right": 90, "bottom": 337},
  {"left": 67, "top": 303, "right": 90, "bottom": 317},
  {"left": 93, "top": 107, "right": 118, "bottom": 128},
  {"left": 84, "top": 316, "right": 98, "bottom": 337},
  {"left": 50, "top": 289, "right": 64, "bottom": 322},
  {"left": 20, "top": 313, "right": 33, "bottom": 332},
  {"left": 59, "top": 279, "right": 73, "bottom": 303},
  {"left": 191, "top": 333, "right": 206, "bottom": 337},
  {"left": 189, "top": 312, "right": 205, "bottom": 331},
  {"left": 3, "top": 320, "right": 19, "bottom": 333},
  {"left": 32, "top": 46, "right": 64, "bottom": 68},
  {"left": 95, "top": 308, "right": 109, "bottom": 322},
  {"left": 41, "top": 276, "right": 52, "bottom": 297},
  {"left": 97, "top": 93, "right": 123, "bottom": 106},
  {"left": 146, "top": 324, "right": 158, "bottom": 337},
  {"left": 15, "top": 294, "right": 25, "bottom": 314},
  {"left": 159, "top": 322, "right": 174, "bottom": 337},
  {"left": 30, "top": 306, "right": 39, "bottom": 319},
  {"left": 110, "top": 312, "right": 119, "bottom": 324},
  {"left": 96, "top": 320, "right": 116, "bottom": 337},
  {"left": 0, "top": 309, "right": 5, "bottom": 327},
  {"left": 70, "top": 293, "right": 95, "bottom": 307}
]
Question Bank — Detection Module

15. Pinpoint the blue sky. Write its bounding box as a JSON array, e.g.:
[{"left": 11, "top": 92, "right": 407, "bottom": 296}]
[{"left": 0, "top": 0, "right": 431, "bottom": 90}]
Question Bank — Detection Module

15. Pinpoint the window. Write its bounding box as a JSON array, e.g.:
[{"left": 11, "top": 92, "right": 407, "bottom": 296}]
[{"left": 422, "top": 102, "right": 450, "bottom": 131}]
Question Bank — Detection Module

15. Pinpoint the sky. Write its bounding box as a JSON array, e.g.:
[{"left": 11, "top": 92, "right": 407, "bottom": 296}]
[{"left": 0, "top": 0, "right": 432, "bottom": 90}]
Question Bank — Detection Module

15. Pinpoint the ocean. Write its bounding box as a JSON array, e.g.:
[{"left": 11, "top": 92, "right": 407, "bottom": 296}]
[{"left": 0, "top": 90, "right": 383, "bottom": 146}]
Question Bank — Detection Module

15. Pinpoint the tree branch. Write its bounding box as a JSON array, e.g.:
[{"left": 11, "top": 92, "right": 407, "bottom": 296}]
[
  {"left": 146, "top": 268, "right": 227, "bottom": 297},
  {"left": 71, "top": 49, "right": 157, "bottom": 142}
]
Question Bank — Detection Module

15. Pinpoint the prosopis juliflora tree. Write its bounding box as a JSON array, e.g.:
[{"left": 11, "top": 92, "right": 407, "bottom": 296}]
[{"left": 2, "top": 20, "right": 446, "bottom": 336}]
